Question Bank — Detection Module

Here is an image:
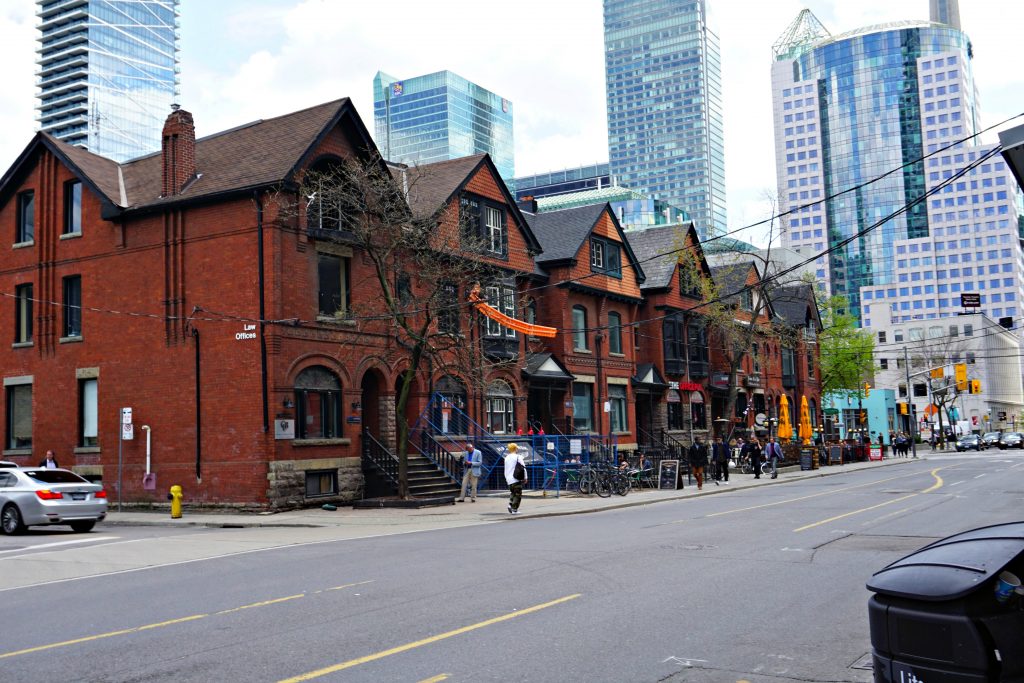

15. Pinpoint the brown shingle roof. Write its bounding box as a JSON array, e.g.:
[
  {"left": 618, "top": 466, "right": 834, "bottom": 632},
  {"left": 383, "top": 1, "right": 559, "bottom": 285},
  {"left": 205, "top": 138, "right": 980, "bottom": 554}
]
[{"left": 397, "top": 154, "right": 487, "bottom": 218}]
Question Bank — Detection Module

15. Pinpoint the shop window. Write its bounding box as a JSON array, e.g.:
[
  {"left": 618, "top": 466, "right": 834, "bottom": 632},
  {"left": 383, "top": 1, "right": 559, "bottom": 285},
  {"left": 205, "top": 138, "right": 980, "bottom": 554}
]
[
  {"left": 609, "top": 385, "right": 627, "bottom": 432},
  {"left": 572, "top": 383, "right": 593, "bottom": 431}
]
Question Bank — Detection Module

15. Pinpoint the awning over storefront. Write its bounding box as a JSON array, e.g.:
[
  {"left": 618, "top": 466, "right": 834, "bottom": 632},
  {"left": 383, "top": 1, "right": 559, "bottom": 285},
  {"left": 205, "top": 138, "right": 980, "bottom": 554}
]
[
  {"left": 632, "top": 363, "right": 669, "bottom": 393},
  {"left": 522, "top": 353, "right": 574, "bottom": 386}
]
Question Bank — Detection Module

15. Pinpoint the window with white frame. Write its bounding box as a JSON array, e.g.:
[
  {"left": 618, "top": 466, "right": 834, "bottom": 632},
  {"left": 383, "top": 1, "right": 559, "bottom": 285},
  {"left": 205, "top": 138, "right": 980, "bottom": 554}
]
[
  {"left": 79, "top": 378, "right": 98, "bottom": 447},
  {"left": 609, "top": 385, "right": 627, "bottom": 432},
  {"left": 485, "top": 381, "right": 515, "bottom": 434}
]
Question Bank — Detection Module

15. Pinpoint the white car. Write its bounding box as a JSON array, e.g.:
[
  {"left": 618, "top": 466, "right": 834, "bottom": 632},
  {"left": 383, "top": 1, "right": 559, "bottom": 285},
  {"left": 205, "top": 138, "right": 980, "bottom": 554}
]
[{"left": 0, "top": 468, "right": 107, "bottom": 534}]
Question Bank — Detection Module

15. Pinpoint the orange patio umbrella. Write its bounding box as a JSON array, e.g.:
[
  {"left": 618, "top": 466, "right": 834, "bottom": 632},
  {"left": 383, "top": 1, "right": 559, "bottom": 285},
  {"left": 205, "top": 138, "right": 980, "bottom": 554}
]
[
  {"left": 799, "top": 395, "right": 813, "bottom": 445},
  {"left": 777, "top": 395, "right": 793, "bottom": 440}
]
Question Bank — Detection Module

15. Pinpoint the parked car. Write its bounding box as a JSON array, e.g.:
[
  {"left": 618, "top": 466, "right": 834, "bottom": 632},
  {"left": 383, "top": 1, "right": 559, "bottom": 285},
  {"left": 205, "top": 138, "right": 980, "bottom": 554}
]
[
  {"left": 998, "top": 432, "right": 1024, "bottom": 450},
  {"left": 0, "top": 461, "right": 19, "bottom": 468},
  {"left": 955, "top": 434, "right": 981, "bottom": 452},
  {"left": 981, "top": 432, "right": 1002, "bottom": 449},
  {"left": 0, "top": 468, "right": 107, "bottom": 535}
]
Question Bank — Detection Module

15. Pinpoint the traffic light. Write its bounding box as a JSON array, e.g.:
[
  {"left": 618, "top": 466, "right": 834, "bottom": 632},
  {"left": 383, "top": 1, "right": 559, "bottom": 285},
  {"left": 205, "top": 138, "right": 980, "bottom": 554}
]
[
  {"left": 969, "top": 379, "right": 982, "bottom": 394},
  {"left": 864, "top": 382, "right": 871, "bottom": 398},
  {"left": 860, "top": 410, "right": 867, "bottom": 424},
  {"left": 899, "top": 403, "right": 908, "bottom": 415},
  {"left": 955, "top": 363, "right": 968, "bottom": 392}
]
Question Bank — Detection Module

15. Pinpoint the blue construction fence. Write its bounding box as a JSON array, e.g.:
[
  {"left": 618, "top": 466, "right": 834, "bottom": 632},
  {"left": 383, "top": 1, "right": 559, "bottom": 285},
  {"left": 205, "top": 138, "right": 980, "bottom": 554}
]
[{"left": 410, "top": 393, "right": 620, "bottom": 496}]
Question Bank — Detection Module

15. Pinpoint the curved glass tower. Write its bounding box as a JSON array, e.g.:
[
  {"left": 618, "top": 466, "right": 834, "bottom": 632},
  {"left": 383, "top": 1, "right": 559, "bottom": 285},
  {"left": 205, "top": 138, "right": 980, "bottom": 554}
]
[
  {"left": 36, "top": 0, "right": 180, "bottom": 162},
  {"left": 773, "top": 18, "right": 981, "bottom": 321}
]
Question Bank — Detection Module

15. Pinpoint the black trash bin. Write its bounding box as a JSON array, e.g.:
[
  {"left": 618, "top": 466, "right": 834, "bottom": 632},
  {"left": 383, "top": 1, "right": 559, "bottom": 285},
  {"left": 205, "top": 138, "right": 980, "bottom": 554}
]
[{"left": 866, "top": 521, "right": 1024, "bottom": 682}]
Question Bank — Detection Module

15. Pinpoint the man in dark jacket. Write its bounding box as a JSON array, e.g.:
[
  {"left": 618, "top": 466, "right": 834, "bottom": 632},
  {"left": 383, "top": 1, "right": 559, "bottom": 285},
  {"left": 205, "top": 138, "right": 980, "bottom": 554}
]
[
  {"left": 711, "top": 436, "right": 729, "bottom": 482},
  {"left": 688, "top": 437, "right": 709, "bottom": 490},
  {"left": 742, "top": 436, "right": 763, "bottom": 479}
]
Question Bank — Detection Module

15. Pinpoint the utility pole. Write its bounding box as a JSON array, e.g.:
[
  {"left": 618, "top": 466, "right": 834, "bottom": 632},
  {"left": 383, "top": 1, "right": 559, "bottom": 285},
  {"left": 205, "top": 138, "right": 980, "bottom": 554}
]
[{"left": 904, "top": 346, "right": 918, "bottom": 458}]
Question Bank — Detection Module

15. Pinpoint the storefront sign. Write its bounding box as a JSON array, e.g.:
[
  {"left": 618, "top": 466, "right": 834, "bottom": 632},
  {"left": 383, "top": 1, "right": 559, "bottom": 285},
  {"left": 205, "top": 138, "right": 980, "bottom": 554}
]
[
  {"left": 711, "top": 372, "right": 730, "bottom": 389},
  {"left": 274, "top": 419, "right": 295, "bottom": 440},
  {"left": 235, "top": 323, "right": 257, "bottom": 341},
  {"left": 679, "top": 382, "right": 703, "bottom": 392}
]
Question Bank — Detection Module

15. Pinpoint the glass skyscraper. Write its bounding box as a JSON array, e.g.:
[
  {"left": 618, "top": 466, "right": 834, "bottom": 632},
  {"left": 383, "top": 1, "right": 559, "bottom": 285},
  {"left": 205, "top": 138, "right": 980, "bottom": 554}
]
[
  {"left": 36, "top": 0, "right": 180, "bottom": 162},
  {"left": 372, "top": 70, "right": 514, "bottom": 185},
  {"left": 603, "top": 0, "right": 726, "bottom": 240},
  {"left": 773, "top": 11, "right": 1024, "bottom": 328}
]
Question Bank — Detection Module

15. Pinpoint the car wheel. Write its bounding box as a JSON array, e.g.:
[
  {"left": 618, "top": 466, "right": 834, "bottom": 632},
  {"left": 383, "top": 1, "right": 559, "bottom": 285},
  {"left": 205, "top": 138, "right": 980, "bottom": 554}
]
[
  {"left": 69, "top": 520, "right": 96, "bottom": 533},
  {"left": 1, "top": 504, "right": 26, "bottom": 535}
]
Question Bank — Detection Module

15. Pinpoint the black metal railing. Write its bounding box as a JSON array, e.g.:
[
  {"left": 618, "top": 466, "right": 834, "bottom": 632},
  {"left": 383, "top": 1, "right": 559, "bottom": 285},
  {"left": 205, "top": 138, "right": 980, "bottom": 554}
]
[
  {"left": 362, "top": 430, "right": 399, "bottom": 488},
  {"left": 415, "top": 431, "right": 463, "bottom": 483}
]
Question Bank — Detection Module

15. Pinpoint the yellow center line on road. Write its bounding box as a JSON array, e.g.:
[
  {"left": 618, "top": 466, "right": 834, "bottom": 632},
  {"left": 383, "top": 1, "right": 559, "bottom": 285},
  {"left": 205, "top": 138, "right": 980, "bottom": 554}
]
[
  {"left": 215, "top": 594, "right": 304, "bottom": 615},
  {"left": 418, "top": 675, "right": 450, "bottom": 683},
  {"left": 794, "top": 468, "right": 945, "bottom": 532},
  {"left": 0, "top": 581, "right": 370, "bottom": 661},
  {"left": 327, "top": 580, "right": 374, "bottom": 591},
  {"left": 0, "top": 614, "right": 208, "bottom": 660},
  {"left": 703, "top": 466, "right": 956, "bottom": 520},
  {"left": 277, "top": 594, "right": 582, "bottom": 683}
]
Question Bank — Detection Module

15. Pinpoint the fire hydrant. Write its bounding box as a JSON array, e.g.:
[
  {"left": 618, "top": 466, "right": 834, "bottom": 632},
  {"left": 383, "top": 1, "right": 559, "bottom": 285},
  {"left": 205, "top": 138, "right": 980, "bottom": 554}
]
[{"left": 167, "top": 485, "right": 183, "bottom": 519}]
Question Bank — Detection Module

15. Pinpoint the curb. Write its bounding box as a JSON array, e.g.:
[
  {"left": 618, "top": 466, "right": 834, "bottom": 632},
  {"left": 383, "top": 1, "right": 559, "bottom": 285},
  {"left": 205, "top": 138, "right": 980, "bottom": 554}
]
[{"left": 102, "top": 457, "right": 925, "bottom": 528}]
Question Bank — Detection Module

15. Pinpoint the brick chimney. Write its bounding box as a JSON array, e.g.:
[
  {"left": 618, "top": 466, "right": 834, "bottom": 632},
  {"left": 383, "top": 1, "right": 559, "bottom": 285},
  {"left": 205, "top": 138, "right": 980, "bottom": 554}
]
[{"left": 161, "top": 104, "right": 196, "bottom": 197}]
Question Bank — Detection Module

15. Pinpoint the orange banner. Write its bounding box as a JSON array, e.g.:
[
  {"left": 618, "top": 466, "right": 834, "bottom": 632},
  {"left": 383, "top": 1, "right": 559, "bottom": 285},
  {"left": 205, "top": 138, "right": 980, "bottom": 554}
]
[{"left": 468, "top": 287, "right": 557, "bottom": 338}]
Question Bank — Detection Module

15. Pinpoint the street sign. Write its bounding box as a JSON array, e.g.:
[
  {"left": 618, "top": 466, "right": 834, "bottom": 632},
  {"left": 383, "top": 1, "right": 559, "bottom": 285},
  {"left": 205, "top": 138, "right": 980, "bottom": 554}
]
[
  {"left": 824, "top": 408, "right": 839, "bottom": 415},
  {"left": 121, "top": 407, "right": 132, "bottom": 425},
  {"left": 122, "top": 423, "right": 134, "bottom": 440},
  {"left": 960, "top": 293, "right": 981, "bottom": 308}
]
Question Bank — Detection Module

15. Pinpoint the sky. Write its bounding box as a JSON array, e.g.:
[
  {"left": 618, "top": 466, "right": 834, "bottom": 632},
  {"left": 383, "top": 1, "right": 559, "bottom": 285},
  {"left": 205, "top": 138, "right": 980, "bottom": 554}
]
[{"left": 1, "top": 0, "right": 1022, "bottom": 246}]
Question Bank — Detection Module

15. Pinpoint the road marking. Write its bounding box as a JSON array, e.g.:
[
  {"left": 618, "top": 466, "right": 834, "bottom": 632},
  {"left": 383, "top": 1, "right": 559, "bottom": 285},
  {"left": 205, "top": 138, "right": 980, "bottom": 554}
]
[
  {"left": 794, "top": 469, "right": 945, "bottom": 532},
  {"left": 975, "top": 473, "right": 986, "bottom": 479},
  {"left": 417, "top": 675, "right": 450, "bottom": 683},
  {"left": 277, "top": 594, "right": 581, "bottom": 682},
  {"left": 0, "top": 536, "right": 120, "bottom": 556},
  {"left": 704, "top": 467, "right": 948, "bottom": 520},
  {"left": 215, "top": 594, "right": 304, "bottom": 615},
  {"left": 663, "top": 656, "right": 707, "bottom": 667},
  {"left": 950, "top": 480, "right": 965, "bottom": 486},
  {"left": 327, "top": 580, "right": 374, "bottom": 591},
  {"left": 0, "top": 614, "right": 208, "bottom": 660},
  {"left": 0, "top": 583, "right": 367, "bottom": 660}
]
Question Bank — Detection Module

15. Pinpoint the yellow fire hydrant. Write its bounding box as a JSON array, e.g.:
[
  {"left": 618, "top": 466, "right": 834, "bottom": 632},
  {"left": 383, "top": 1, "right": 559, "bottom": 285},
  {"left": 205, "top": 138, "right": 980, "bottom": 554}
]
[{"left": 168, "top": 485, "right": 183, "bottom": 519}]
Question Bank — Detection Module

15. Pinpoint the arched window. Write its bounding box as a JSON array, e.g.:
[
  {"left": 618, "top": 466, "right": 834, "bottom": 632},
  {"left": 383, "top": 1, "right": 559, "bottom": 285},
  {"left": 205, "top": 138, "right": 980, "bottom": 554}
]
[
  {"left": 572, "top": 306, "right": 588, "bottom": 351},
  {"left": 485, "top": 380, "right": 515, "bottom": 435},
  {"left": 295, "top": 366, "right": 342, "bottom": 439},
  {"left": 608, "top": 312, "right": 622, "bottom": 354},
  {"left": 433, "top": 376, "right": 468, "bottom": 435}
]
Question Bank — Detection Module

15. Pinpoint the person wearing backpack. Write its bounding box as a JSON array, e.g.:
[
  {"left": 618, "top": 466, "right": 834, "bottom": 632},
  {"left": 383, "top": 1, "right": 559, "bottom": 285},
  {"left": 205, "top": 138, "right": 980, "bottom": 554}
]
[{"left": 503, "top": 442, "right": 527, "bottom": 514}]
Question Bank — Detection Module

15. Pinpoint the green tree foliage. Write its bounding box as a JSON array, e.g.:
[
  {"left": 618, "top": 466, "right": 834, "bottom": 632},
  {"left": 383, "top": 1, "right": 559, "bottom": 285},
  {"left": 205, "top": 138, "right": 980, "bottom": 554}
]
[{"left": 818, "top": 295, "right": 875, "bottom": 400}]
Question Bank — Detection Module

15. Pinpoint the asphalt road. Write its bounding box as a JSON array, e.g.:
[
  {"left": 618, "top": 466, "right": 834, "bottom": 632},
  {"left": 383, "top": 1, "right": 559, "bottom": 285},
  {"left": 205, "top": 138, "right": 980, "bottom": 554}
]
[{"left": 2, "top": 452, "right": 1022, "bottom": 682}]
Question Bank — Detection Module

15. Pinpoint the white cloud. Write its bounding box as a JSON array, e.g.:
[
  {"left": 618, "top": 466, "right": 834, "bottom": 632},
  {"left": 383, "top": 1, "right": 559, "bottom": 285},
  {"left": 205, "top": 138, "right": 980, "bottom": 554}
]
[{"left": 3, "top": 0, "right": 1022, "bottom": 242}]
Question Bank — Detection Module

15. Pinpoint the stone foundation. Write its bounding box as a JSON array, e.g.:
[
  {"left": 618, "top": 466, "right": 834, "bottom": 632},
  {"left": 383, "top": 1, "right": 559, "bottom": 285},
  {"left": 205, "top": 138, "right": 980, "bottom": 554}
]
[{"left": 266, "top": 457, "right": 364, "bottom": 510}]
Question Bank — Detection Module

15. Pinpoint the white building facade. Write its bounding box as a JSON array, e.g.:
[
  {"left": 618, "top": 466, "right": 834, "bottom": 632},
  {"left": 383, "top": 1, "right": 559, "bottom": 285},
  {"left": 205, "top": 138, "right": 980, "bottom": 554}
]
[{"left": 871, "top": 313, "right": 1024, "bottom": 434}]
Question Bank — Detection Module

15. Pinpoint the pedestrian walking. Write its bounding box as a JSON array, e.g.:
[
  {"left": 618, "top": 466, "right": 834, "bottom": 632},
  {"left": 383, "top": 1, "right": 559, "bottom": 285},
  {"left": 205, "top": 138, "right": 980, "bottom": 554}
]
[
  {"left": 687, "top": 437, "right": 708, "bottom": 490},
  {"left": 457, "top": 441, "right": 482, "bottom": 502},
  {"left": 765, "top": 436, "right": 783, "bottom": 479},
  {"left": 503, "top": 443, "right": 527, "bottom": 514},
  {"left": 712, "top": 436, "right": 729, "bottom": 482},
  {"left": 39, "top": 450, "right": 59, "bottom": 469},
  {"left": 742, "top": 437, "right": 763, "bottom": 479}
]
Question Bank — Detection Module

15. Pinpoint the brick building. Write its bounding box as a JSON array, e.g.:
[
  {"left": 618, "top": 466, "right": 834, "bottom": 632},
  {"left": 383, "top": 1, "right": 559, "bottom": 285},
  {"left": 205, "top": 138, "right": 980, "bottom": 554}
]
[{"left": 522, "top": 203, "right": 646, "bottom": 449}]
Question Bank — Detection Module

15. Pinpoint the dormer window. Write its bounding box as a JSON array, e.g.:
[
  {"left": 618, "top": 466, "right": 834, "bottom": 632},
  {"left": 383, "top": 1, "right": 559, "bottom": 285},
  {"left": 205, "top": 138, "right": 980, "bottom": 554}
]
[
  {"left": 460, "top": 194, "right": 507, "bottom": 257},
  {"left": 590, "top": 238, "right": 621, "bottom": 278}
]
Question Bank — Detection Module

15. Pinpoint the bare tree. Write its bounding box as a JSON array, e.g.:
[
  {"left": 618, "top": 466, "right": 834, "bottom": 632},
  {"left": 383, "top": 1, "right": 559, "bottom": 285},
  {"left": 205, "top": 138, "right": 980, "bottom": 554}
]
[{"left": 275, "top": 155, "right": 519, "bottom": 497}]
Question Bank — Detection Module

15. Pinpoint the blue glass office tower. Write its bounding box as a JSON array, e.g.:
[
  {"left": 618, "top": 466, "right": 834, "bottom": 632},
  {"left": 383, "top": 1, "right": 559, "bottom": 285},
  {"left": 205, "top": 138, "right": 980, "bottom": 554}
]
[
  {"left": 774, "top": 10, "right": 1024, "bottom": 329},
  {"left": 36, "top": 0, "right": 180, "bottom": 163},
  {"left": 373, "top": 70, "right": 514, "bottom": 185},
  {"left": 603, "top": 0, "right": 726, "bottom": 240}
]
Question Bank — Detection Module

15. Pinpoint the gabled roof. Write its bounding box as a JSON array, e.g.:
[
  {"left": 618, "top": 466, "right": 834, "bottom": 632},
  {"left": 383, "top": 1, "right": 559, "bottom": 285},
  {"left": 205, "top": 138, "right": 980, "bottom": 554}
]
[
  {"left": 396, "top": 154, "right": 542, "bottom": 254},
  {"left": 710, "top": 261, "right": 774, "bottom": 318},
  {"left": 624, "top": 222, "right": 710, "bottom": 291},
  {"left": 0, "top": 98, "right": 377, "bottom": 218},
  {"left": 770, "top": 283, "right": 823, "bottom": 331},
  {"left": 523, "top": 203, "right": 645, "bottom": 283}
]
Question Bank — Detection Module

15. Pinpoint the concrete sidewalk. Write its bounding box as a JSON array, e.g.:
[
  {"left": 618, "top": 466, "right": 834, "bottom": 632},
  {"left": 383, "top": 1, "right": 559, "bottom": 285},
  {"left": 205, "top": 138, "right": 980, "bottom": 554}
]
[{"left": 103, "top": 456, "right": 924, "bottom": 530}]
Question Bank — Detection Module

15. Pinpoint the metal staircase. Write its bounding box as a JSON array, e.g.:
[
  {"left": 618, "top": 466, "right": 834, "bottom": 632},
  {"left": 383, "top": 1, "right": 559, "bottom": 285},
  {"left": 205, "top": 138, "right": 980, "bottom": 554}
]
[{"left": 361, "top": 428, "right": 460, "bottom": 499}]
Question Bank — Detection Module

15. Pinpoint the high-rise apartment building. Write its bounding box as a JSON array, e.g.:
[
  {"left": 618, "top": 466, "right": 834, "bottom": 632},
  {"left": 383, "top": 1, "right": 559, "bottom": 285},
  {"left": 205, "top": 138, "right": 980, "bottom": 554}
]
[
  {"left": 372, "top": 70, "right": 514, "bottom": 184},
  {"left": 603, "top": 0, "right": 726, "bottom": 240},
  {"left": 36, "top": 0, "right": 180, "bottom": 162},
  {"left": 771, "top": 9, "right": 1023, "bottom": 327}
]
